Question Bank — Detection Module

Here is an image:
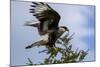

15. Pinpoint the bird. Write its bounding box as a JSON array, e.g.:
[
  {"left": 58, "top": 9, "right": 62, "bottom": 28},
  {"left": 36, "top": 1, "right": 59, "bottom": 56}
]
[
  {"left": 25, "top": 2, "right": 69, "bottom": 49},
  {"left": 25, "top": 26, "right": 69, "bottom": 49}
]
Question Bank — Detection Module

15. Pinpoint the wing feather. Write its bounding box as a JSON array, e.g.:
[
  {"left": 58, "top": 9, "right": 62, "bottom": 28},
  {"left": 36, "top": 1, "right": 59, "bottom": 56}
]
[{"left": 30, "top": 2, "right": 61, "bottom": 35}]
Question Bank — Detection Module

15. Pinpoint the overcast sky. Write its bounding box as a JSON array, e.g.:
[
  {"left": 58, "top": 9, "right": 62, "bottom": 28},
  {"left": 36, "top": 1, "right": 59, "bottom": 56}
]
[{"left": 11, "top": 1, "right": 95, "bottom": 66}]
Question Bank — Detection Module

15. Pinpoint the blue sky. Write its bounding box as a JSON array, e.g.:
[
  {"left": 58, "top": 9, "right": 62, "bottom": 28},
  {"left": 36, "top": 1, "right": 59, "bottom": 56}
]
[{"left": 11, "top": 1, "right": 95, "bottom": 65}]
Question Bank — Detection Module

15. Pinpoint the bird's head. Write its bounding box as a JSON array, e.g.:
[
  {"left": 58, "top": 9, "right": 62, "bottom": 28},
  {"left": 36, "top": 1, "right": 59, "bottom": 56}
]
[{"left": 59, "top": 26, "right": 69, "bottom": 33}]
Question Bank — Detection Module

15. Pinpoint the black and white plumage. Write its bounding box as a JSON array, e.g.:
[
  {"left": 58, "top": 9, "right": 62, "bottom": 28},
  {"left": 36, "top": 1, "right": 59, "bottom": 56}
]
[
  {"left": 29, "top": 2, "right": 61, "bottom": 35},
  {"left": 25, "top": 26, "right": 69, "bottom": 49},
  {"left": 25, "top": 2, "right": 69, "bottom": 49}
]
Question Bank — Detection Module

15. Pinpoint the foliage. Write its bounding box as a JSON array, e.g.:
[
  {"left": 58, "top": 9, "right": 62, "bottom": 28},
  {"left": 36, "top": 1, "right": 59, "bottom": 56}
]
[{"left": 26, "top": 33, "right": 88, "bottom": 65}]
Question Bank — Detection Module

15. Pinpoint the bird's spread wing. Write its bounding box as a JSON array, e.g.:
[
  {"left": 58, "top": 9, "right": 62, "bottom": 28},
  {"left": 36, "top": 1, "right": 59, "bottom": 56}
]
[
  {"left": 25, "top": 40, "right": 45, "bottom": 49},
  {"left": 25, "top": 41, "right": 40, "bottom": 49},
  {"left": 30, "top": 2, "right": 61, "bottom": 35},
  {"left": 25, "top": 34, "right": 49, "bottom": 49}
]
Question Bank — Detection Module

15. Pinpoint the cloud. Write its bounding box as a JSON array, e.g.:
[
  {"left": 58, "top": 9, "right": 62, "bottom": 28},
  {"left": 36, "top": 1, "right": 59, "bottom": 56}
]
[{"left": 51, "top": 5, "right": 95, "bottom": 61}]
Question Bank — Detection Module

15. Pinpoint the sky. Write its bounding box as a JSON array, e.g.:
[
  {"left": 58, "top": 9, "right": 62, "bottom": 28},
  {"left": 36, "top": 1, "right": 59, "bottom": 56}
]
[{"left": 11, "top": 1, "right": 95, "bottom": 66}]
